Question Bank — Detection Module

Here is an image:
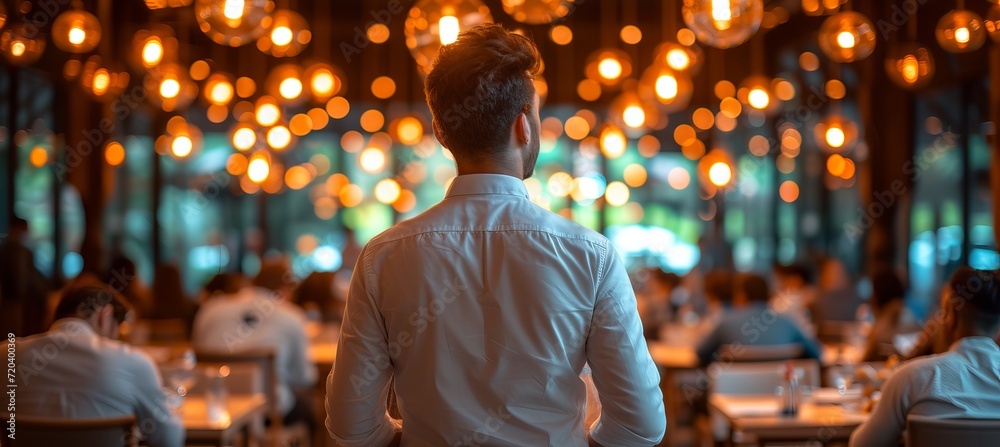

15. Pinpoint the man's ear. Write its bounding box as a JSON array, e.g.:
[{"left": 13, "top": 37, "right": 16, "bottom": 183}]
[{"left": 514, "top": 112, "right": 530, "bottom": 146}]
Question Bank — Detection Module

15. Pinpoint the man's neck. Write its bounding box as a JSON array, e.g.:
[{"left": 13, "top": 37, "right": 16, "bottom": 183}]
[{"left": 455, "top": 153, "right": 524, "bottom": 179}]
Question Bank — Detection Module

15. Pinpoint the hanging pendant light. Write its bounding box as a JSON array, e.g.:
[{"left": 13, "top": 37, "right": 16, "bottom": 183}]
[
  {"left": 195, "top": 0, "right": 275, "bottom": 47},
  {"left": 637, "top": 64, "right": 693, "bottom": 114},
  {"left": 681, "top": 0, "right": 763, "bottom": 49},
  {"left": 584, "top": 48, "right": 633, "bottom": 88},
  {"left": 818, "top": 11, "right": 876, "bottom": 62},
  {"left": 885, "top": 43, "right": 934, "bottom": 89},
  {"left": 501, "top": 0, "right": 572, "bottom": 24},
  {"left": 257, "top": 9, "right": 310, "bottom": 57},
  {"left": 986, "top": 4, "right": 1000, "bottom": 43},
  {"left": 0, "top": 23, "right": 46, "bottom": 66},
  {"left": 935, "top": 7, "right": 985, "bottom": 53},
  {"left": 404, "top": 0, "right": 493, "bottom": 74},
  {"left": 80, "top": 56, "right": 130, "bottom": 101},
  {"left": 52, "top": 5, "right": 102, "bottom": 53}
]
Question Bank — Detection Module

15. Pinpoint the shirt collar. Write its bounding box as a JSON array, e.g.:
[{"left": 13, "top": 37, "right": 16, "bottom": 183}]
[
  {"left": 445, "top": 173, "right": 530, "bottom": 200},
  {"left": 951, "top": 336, "right": 1000, "bottom": 353}
]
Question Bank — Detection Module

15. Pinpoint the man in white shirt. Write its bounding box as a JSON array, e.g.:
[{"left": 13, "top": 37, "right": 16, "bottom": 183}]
[
  {"left": 15, "top": 286, "right": 184, "bottom": 447},
  {"left": 850, "top": 267, "right": 1000, "bottom": 447},
  {"left": 325, "top": 24, "right": 665, "bottom": 447},
  {"left": 191, "top": 269, "right": 317, "bottom": 428}
]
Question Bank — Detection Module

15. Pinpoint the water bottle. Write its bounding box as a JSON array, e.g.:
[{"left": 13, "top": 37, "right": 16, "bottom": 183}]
[{"left": 780, "top": 362, "right": 799, "bottom": 416}]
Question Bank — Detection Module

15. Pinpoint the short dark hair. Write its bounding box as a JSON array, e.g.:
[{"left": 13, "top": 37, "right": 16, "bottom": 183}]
[
  {"left": 704, "top": 269, "right": 734, "bottom": 305},
  {"left": 253, "top": 259, "right": 291, "bottom": 293},
  {"left": 947, "top": 267, "right": 1000, "bottom": 332},
  {"left": 739, "top": 274, "right": 770, "bottom": 303},
  {"left": 54, "top": 286, "right": 131, "bottom": 324},
  {"left": 425, "top": 24, "right": 541, "bottom": 158},
  {"left": 870, "top": 269, "right": 905, "bottom": 310},
  {"left": 649, "top": 269, "right": 681, "bottom": 289},
  {"left": 204, "top": 273, "right": 243, "bottom": 296}
]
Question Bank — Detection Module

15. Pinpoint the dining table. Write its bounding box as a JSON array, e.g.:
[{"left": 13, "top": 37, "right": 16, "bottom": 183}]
[
  {"left": 180, "top": 394, "right": 268, "bottom": 447},
  {"left": 708, "top": 393, "right": 869, "bottom": 446}
]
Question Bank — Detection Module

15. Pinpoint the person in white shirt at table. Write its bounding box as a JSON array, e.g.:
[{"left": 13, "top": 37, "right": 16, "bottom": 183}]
[
  {"left": 15, "top": 286, "right": 184, "bottom": 447},
  {"left": 849, "top": 267, "right": 1000, "bottom": 447},
  {"left": 192, "top": 262, "right": 317, "bottom": 430},
  {"left": 325, "top": 24, "right": 665, "bottom": 447}
]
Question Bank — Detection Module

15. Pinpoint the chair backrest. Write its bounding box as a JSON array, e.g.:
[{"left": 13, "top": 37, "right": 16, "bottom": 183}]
[
  {"left": 194, "top": 348, "right": 281, "bottom": 428},
  {"left": 10, "top": 415, "right": 137, "bottom": 447},
  {"left": 710, "top": 359, "right": 821, "bottom": 395},
  {"left": 905, "top": 415, "right": 1000, "bottom": 447},
  {"left": 718, "top": 343, "right": 804, "bottom": 362}
]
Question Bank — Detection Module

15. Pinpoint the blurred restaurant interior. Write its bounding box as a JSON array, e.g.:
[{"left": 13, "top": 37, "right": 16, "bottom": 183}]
[{"left": 1, "top": 0, "right": 1000, "bottom": 446}]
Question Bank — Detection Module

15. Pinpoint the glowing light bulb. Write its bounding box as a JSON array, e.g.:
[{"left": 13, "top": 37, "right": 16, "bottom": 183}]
[
  {"left": 171, "top": 135, "right": 193, "bottom": 158},
  {"left": 666, "top": 48, "right": 691, "bottom": 70},
  {"left": 271, "top": 26, "right": 293, "bottom": 46},
  {"left": 439, "top": 15, "right": 460, "bottom": 45},
  {"left": 747, "top": 88, "right": 770, "bottom": 109},
  {"left": 311, "top": 70, "right": 334, "bottom": 96},
  {"left": 600, "top": 127, "right": 626, "bottom": 159},
  {"left": 11, "top": 41, "right": 26, "bottom": 57},
  {"left": 622, "top": 105, "right": 646, "bottom": 128},
  {"left": 160, "top": 78, "right": 181, "bottom": 99},
  {"left": 955, "top": 26, "right": 970, "bottom": 44},
  {"left": 248, "top": 157, "right": 269, "bottom": 183},
  {"left": 374, "top": 178, "right": 402, "bottom": 204},
  {"left": 92, "top": 69, "right": 110, "bottom": 95},
  {"left": 396, "top": 117, "right": 423, "bottom": 145},
  {"left": 233, "top": 127, "right": 256, "bottom": 150},
  {"left": 708, "top": 161, "right": 732, "bottom": 187},
  {"left": 68, "top": 26, "right": 86, "bottom": 45},
  {"left": 256, "top": 103, "right": 280, "bottom": 127},
  {"left": 279, "top": 77, "right": 302, "bottom": 99},
  {"left": 655, "top": 74, "right": 679, "bottom": 100},
  {"left": 266, "top": 125, "right": 291, "bottom": 149},
  {"left": 360, "top": 148, "right": 386, "bottom": 173},
  {"left": 901, "top": 55, "right": 919, "bottom": 83},
  {"left": 597, "top": 58, "right": 623, "bottom": 80},
  {"left": 142, "top": 39, "right": 163, "bottom": 66},
  {"left": 210, "top": 81, "right": 234, "bottom": 104},
  {"left": 825, "top": 126, "right": 846, "bottom": 148},
  {"left": 836, "top": 30, "right": 856, "bottom": 48},
  {"left": 224, "top": 0, "right": 245, "bottom": 20},
  {"left": 711, "top": 0, "right": 733, "bottom": 31}
]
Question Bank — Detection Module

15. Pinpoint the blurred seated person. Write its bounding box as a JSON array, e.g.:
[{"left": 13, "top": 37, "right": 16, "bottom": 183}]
[
  {"left": 771, "top": 263, "right": 817, "bottom": 336},
  {"left": 104, "top": 255, "right": 153, "bottom": 317},
  {"left": 696, "top": 274, "right": 823, "bottom": 365},
  {"left": 809, "top": 257, "right": 861, "bottom": 326},
  {"left": 191, "top": 258, "right": 317, "bottom": 430},
  {"left": 862, "top": 269, "right": 920, "bottom": 362},
  {"left": 293, "top": 270, "right": 343, "bottom": 322},
  {"left": 849, "top": 267, "right": 1000, "bottom": 447},
  {"left": 15, "top": 286, "right": 184, "bottom": 447},
  {"left": 637, "top": 268, "right": 681, "bottom": 340},
  {"left": 687, "top": 269, "right": 734, "bottom": 335},
  {"left": 198, "top": 272, "right": 246, "bottom": 303},
  {"left": 0, "top": 217, "right": 51, "bottom": 335}
]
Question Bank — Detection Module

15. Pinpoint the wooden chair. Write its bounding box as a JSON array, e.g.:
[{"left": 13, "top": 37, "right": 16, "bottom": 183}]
[
  {"left": 905, "top": 415, "right": 1000, "bottom": 447},
  {"left": 10, "top": 415, "right": 137, "bottom": 447},
  {"left": 194, "top": 348, "right": 309, "bottom": 447}
]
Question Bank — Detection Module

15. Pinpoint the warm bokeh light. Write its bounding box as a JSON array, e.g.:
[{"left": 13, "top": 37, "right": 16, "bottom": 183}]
[
  {"left": 550, "top": 25, "right": 573, "bottom": 45},
  {"left": 232, "top": 126, "right": 257, "bottom": 151},
  {"left": 289, "top": 113, "right": 313, "bottom": 136},
  {"left": 605, "top": 181, "right": 630, "bottom": 206},
  {"left": 666, "top": 48, "right": 691, "bottom": 71},
  {"left": 799, "top": 51, "right": 820, "bottom": 71},
  {"left": 236, "top": 77, "right": 256, "bottom": 98},
  {"left": 720, "top": 97, "right": 742, "bottom": 118},
  {"left": 360, "top": 148, "right": 386, "bottom": 173},
  {"left": 693, "top": 108, "right": 715, "bottom": 130},
  {"left": 248, "top": 155, "right": 270, "bottom": 183},
  {"left": 226, "top": 153, "right": 248, "bottom": 175},
  {"left": 278, "top": 76, "right": 303, "bottom": 100},
  {"left": 577, "top": 79, "right": 602, "bottom": 101},
  {"left": 836, "top": 30, "right": 855, "bottom": 48},
  {"left": 747, "top": 87, "right": 770, "bottom": 109},
  {"left": 285, "top": 165, "right": 312, "bottom": 190},
  {"left": 827, "top": 153, "right": 846, "bottom": 176},
  {"left": 395, "top": 116, "right": 424, "bottom": 145},
  {"left": 141, "top": 38, "right": 164, "bottom": 66},
  {"left": 655, "top": 73, "right": 679, "bottom": 100},
  {"left": 779, "top": 180, "right": 800, "bottom": 202},
  {"left": 266, "top": 125, "right": 292, "bottom": 150},
  {"left": 598, "top": 57, "right": 623, "bottom": 80},
  {"left": 339, "top": 184, "right": 364, "bottom": 207},
  {"left": 29, "top": 146, "right": 47, "bottom": 167},
  {"left": 623, "top": 164, "right": 648, "bottom": 187},
  {"left": 374, "top": 178, "right": 402, "bottom": 204},
  {"left": 667, "top": 167, "right": 691, "bottom": 190},
  {"left": 622, "top": 104, "right": 646, "bottom": 129},
  {"left": 936, "top": 9, "right": 986, "bottom": 53},
  {"left": 371, "top": 76, "right": 396, "bottom": 99},
  {"left": 825, "top": 126, "right": 846, "bottom": 148},
  {"left": 638, "top": 135, "right": 661, "bottom": 158},
  {"left": 714, "top": 80, "right": 735, "bottom": 100},
  {"left": 564, "top": 116, "right": 591, "bottom": 140},
  {"left": 105, "top": 141, "right": 125, "bottom": 166},
  {"left": 326, "top": 96, "right": 350, "bottom": 119},
  {"left": 310, "top": 70, "right": 335, "bottom": 97},
  {"left": 256, "top": 101, "right": 281, "bottom": 127},
  {"left": 600, "top": 126, "right": 627, "bottom": 159},
  {"left": 171, "top": 135, "right": 193, "bottom": 158},
  {"left": 160, "top": 78, "right": 181, "bottom": 99},
  {"left": 708, "top": 161, "right": 732, "bottom": 187},
  {"left": 818, "top": 11, "right": 876, "bottom": 62},
  {"left": 674, "top": 124, "right": 697, "bottom": 146},
  {"left": 620, "top": 25, "right": 642, "bottom": 44},
  {"left": 749, "top": 134, "right": 770, "bottom": 156},
  {"left": 367, "top": 23, "right": 390, "bottom": 44}
]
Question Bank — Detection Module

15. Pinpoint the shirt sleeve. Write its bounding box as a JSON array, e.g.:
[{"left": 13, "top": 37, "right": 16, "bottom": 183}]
[
  {"left": 325, "top": 250, "right": 399, "bottom": 447},
  {"left": 848, "top": 367, "right": 911, "bottom": 447},
  {"left": 586, "top": 243, "right": 667, "bottom": 447},
  {"left": 129, "top": 353, "right": 185, "bottom": 447}
]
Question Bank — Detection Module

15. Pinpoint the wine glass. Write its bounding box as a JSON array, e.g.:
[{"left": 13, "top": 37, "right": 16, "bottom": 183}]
[{"left": 162, "top": 349, "right": 197, "bottom": 413}]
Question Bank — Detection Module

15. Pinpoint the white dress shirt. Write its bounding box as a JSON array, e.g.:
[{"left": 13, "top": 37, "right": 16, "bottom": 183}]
[
  {"left": 14, "top": 318, "right": 184, "bottom": 447},
  {"left": 849, "top": 336, "right": 1000, "bottom": 447},
  {"left": 326, "top": 174, "right": 665, "bottom": 447},
  {"left": 192, "top": 287, "right": 317, "bottom": 415}
]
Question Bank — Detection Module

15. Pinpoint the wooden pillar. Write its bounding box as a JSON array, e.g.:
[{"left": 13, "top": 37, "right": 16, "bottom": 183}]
[{"left": 857, "top": 1, "right": 915, "bottom": 277}]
